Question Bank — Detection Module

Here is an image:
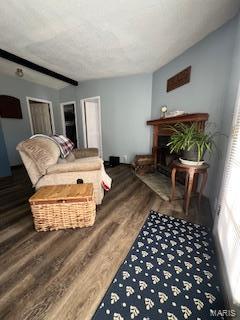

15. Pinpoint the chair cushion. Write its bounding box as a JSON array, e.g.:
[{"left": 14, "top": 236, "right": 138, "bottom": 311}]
[
  {"left": 72, "top": 148, "right": 99, "bottom": 158},
  {"left": 47, "top": 157, "right": 102, "bottom": 174},
  {"left": 20, "top": 138, "right": 60, "bottom": 175}
]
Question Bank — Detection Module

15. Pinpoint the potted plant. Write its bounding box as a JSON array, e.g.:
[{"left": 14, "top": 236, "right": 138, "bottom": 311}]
[{"left": 167, "top": 123, "right": 219, "bottom": 165}]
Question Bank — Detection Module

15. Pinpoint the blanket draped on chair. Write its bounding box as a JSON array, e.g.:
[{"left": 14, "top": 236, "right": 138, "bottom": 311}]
[{"left": 31, "top": 134, "right": 74, "bottom": 158}]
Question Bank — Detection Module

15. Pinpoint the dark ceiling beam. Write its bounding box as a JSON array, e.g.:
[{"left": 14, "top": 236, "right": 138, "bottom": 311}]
[{"left": 0, "top": 48, "right": 78, "bottom": 86}]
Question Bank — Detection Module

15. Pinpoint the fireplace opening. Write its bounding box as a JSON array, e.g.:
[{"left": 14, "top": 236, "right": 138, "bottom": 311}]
[{"left": 157, "top": 136, "right": 185, "bottom": 184}]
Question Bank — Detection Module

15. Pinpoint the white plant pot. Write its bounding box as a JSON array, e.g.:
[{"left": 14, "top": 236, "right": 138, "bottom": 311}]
[{"left": 179, "top": 158, "right": 204, "bottom": 166}]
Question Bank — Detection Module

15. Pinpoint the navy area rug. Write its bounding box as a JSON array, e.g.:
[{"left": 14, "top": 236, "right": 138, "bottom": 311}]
[{"left": 93, "top": 211, "right": 225, "bottom": 320}]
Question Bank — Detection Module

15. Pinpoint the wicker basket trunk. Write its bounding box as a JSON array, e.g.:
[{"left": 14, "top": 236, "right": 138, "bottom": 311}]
[{"left": 29, "top": 184, "right": 96, "bottom": 231}]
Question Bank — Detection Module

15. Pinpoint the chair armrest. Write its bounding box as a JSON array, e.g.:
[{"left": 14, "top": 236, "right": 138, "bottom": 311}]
[
  {"left": 47, "top": 160, "right": 101, "bottom": 174},
  {"left": 72, "top": 148, "right": 99, "bottom": 158}
]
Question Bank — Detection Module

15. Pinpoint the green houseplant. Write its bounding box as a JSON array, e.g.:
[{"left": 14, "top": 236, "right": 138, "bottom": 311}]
[{"left": 167, "top": 123, "right": 218, "bottom": 163}]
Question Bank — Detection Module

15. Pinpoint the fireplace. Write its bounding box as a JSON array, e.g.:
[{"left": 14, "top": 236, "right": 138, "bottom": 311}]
[
  {"left": 147, "top": 113, "right": 209, "bottom": 183},
  {"left": 157, "top": 135, "right": 184, "bottom": 181},
  {"left": 157, "top": 136, "right": 176, "bottom": 173}
]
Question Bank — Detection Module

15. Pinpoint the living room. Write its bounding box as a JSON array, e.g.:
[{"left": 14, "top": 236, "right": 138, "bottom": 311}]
[{"left": 0, "top": 1, "right": 240, "bottom": 319}]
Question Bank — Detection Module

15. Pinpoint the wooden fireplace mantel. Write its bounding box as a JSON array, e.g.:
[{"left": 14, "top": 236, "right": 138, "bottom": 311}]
[
  {"left": 147, "top": 113, "right": 209, "bottom": 167},
  {"left": 147, "top": 113, "right": 209, "bottom": 127}
]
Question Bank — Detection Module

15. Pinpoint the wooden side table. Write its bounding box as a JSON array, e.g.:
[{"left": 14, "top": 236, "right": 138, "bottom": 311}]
[{"left": 171, "top": 160, "right": 209, "bottom": 215}]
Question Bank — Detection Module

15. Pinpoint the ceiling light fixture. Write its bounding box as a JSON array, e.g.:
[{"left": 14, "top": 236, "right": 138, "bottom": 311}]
[{"left": 16, "top": 68, "right": 24, "bottom": 77}]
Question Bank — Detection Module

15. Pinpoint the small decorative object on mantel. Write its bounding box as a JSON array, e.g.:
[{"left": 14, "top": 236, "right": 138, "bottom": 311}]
[
  {"left": 160, "top": 105, "right": 168, "bottom": 118},
  {"left": 0, "top": 95, "right": 22, "bottom": 119},
  {"left": 167, "top": 66, "right": 191, "bottom": 92},
  {"left": 164, "top": 110, "right": 185, "bottom": 118}
]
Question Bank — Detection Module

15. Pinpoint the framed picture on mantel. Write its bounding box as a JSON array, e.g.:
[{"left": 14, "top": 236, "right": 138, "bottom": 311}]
[{"left": 0, "top": 95, "right": 22, "bottom": 119}]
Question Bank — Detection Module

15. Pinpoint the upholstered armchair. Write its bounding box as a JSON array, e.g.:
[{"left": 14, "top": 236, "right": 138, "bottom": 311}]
[{"left": 16, "top": 137, "right": 104, "bottom": 204}]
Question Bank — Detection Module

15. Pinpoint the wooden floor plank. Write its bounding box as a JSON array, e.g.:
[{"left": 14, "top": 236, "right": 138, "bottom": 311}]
[{"left": 0, "top": 165, "right": 212, "bottom": 320}]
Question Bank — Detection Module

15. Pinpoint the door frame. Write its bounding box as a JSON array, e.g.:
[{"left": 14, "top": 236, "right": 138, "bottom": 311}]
[
  {"left": 80, "top": 96, "right": 103, "bottom": 157},
  {"left": 60, "top": 100, "right": 79, "bottom": 147},
  {"left": 26, "top": 97, "right": 55, "bottom": 135}
]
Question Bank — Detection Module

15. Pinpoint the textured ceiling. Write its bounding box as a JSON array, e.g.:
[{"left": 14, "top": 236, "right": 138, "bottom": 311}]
[
  {"left": 0, "top": 0, "right": 240, "bottom": 84},
  {"left": 0, "top": 58, "right": 67, "bottom": 89}
]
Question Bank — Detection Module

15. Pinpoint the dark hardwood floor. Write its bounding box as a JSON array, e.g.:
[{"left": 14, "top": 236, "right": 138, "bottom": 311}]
[{"left": 0, "top": 165, "right": 212, "bottom": 320}]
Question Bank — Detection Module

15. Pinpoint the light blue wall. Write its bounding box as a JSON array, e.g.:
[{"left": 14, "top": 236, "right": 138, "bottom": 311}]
[
  {"left": 0, "top": 119, "right": 11, "bottom": 177},
  {"left": 151, "top": 16, "right": 238, "bottom": 210},
  {"left": 0, "top": 74, "right": 61, "bottom": 165},
  {"left": 60, "top": 74, "right": 153, "bottom": 162},
  {"left": 77, "top": 74, "right": 152, "bottom": 162},
  {"left": 151, "top": 17, "right": 237, "bottom": 121},
  {"left": 59, "top": 85, "right": 77, "bottom": 103}
]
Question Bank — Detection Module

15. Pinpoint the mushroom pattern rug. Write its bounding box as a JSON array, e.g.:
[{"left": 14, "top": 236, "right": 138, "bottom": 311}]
[{"left": 93, "top": 211, "right": 225, "bottom": 320}]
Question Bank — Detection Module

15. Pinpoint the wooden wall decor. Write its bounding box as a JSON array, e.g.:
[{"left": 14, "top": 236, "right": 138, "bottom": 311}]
[
  {"left": 0, "top": 95, "right": 22, "bottom": 118},
  {"left": 167, "top": 66, "right": 191, "bottom": 92}
]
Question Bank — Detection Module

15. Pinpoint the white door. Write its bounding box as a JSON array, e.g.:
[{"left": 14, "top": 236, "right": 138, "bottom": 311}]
[
  {"left": 29, "top": 102, "right": 53, "bottom": 135},
  {"left": 27, "top": 98, "right": 55, "bottom": 136},
  {"left": 82, "top": 97, "right": 102, "bottom": 157}
]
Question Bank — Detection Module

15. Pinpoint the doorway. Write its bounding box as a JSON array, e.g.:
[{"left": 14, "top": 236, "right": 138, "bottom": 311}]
[
  {"left": 60, "top": 101, "right": 78, "bottom": 147},
  {"left": 26, "top": 97, "right": 55, "bottom": 135},
  {"left": 80, "top": 96, "right": 103, "bottom": 157}
]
